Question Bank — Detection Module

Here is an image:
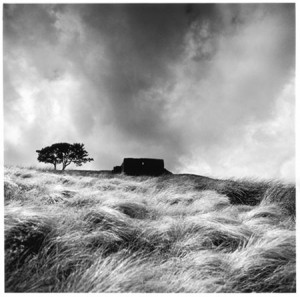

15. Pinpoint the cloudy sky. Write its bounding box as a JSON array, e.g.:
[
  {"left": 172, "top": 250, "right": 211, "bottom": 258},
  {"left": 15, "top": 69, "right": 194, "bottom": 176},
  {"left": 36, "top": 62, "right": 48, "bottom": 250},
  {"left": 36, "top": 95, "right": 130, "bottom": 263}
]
[{"left": 3, "top": 3, "right": 295, "bottom": 181}]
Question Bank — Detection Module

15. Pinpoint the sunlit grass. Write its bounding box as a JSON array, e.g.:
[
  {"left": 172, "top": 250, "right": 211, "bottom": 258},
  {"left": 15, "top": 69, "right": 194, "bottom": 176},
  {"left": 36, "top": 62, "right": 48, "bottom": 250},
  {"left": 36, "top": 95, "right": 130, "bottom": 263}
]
[{"left": 4, "top": 166, "right": 295, "bottom": 292}]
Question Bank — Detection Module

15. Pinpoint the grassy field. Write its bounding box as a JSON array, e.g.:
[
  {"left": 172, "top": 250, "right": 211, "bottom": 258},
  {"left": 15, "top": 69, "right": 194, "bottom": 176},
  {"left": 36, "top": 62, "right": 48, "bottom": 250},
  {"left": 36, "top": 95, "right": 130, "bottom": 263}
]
[{"left": 4, "top": 166, "right": 296, "bottom": 292}]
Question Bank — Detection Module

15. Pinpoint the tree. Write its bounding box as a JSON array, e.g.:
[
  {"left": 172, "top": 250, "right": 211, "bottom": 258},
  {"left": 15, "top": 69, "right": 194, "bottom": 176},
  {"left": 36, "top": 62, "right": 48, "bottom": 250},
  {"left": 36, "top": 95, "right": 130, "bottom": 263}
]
[{"left": 36, "top": 143, "right": 94, "bottom": 171}]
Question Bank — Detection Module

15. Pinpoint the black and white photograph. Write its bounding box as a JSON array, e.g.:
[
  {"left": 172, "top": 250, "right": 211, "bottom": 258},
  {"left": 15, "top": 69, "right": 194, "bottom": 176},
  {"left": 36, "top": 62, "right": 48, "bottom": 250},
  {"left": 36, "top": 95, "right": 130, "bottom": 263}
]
[{"left": 3, "top": 2, "right": 296, "bottom": 293}]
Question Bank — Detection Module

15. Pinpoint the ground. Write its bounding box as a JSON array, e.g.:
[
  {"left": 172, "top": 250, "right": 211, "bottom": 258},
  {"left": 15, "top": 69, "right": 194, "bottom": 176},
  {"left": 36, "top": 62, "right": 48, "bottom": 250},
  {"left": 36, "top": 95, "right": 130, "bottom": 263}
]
[{"left": 4, "top": 166, "right": 296, "bottom": 292}]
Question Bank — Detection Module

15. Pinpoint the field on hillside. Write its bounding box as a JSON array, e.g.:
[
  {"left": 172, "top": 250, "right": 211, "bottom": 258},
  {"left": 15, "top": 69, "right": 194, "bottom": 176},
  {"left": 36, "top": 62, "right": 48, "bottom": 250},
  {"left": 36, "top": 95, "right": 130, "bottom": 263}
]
[{"left": 4, "top": 166, "right": 296, "bottom": 293}]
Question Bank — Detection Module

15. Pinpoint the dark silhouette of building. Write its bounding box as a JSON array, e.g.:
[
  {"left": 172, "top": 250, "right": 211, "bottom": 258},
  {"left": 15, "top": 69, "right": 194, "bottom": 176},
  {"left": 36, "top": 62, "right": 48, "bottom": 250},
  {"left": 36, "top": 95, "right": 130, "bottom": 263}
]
[
  {"left": 112, "top": 158, "right": 171, "bottom": 176},
  {"left": 113, "top": 166, "right": 122, "bottom": 174}
]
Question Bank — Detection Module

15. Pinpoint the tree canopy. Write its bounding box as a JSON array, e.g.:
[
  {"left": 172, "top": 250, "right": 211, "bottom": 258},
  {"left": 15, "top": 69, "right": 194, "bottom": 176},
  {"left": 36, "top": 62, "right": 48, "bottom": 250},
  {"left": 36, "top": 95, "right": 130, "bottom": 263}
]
[{"left": 36, "top": 143, "right": 94, "bottom": 170}]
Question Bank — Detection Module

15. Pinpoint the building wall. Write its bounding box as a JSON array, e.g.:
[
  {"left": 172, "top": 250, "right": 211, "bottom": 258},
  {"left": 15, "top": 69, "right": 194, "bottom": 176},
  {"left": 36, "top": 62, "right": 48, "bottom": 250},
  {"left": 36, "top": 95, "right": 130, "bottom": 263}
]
[{"left": 121, "top": 158, "right": 164, "bottom": 176}]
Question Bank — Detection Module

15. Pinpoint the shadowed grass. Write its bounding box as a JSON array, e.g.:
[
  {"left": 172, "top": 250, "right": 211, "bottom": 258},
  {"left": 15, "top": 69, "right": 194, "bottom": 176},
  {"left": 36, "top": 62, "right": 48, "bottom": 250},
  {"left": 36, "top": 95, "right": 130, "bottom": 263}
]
[
  {"left": 5, "top": 206, "right": 55, "bottom": 286},
  {"left": 261, "top": 183, "right": 295, "bottom": 216}
]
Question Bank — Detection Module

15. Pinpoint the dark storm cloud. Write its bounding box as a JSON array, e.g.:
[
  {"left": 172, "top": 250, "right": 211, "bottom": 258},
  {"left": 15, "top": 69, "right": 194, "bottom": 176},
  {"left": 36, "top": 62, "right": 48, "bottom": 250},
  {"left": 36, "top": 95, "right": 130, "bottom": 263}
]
[
  {"left": 75, "top": 5, "right": 197, "bottom": 136},
  {"left": 4, "top": 4, "right": 295, "bottom": 180}
]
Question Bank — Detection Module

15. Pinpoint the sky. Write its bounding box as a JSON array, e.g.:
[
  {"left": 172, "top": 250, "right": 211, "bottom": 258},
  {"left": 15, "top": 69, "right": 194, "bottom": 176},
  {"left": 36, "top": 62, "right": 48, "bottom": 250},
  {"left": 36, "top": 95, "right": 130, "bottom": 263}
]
[{"left": 3, "top": 3, "right": 295, "bottom": 181}]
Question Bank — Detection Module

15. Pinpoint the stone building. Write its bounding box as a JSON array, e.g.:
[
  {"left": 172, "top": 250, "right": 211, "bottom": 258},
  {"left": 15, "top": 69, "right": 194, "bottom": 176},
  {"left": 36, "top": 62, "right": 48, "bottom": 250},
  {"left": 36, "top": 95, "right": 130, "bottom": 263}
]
[{"left": 112, "top": 158, "right": 171, "bottom": 176}]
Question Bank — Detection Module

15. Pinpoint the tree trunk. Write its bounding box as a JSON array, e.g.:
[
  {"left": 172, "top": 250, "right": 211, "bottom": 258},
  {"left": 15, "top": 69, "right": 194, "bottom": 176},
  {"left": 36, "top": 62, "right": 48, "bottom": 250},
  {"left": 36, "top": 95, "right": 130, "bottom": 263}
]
[{"left": 54, "top": 163, "right": 56, "bottom": 170}]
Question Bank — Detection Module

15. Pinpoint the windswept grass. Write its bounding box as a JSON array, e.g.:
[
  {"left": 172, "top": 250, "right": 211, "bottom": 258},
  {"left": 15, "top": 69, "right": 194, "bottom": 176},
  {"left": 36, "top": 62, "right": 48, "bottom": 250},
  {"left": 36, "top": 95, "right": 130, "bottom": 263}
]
[{"left": 4, "top": 166, "right": 296, "bottom": 292}]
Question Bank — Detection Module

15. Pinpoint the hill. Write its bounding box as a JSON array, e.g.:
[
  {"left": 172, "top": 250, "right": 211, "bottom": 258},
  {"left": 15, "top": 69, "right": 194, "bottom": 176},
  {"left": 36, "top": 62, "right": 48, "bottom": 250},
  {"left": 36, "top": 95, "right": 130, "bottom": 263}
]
[{"left": 4, "top": 166, "right": 296, "bottom": 292}]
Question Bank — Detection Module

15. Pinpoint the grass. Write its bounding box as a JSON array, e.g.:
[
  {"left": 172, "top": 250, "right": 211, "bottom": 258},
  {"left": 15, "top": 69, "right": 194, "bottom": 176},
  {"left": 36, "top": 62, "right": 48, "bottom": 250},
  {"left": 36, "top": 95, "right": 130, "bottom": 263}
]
[{"left": 4, "top": 165, "right": 296, "bottom": 292}]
